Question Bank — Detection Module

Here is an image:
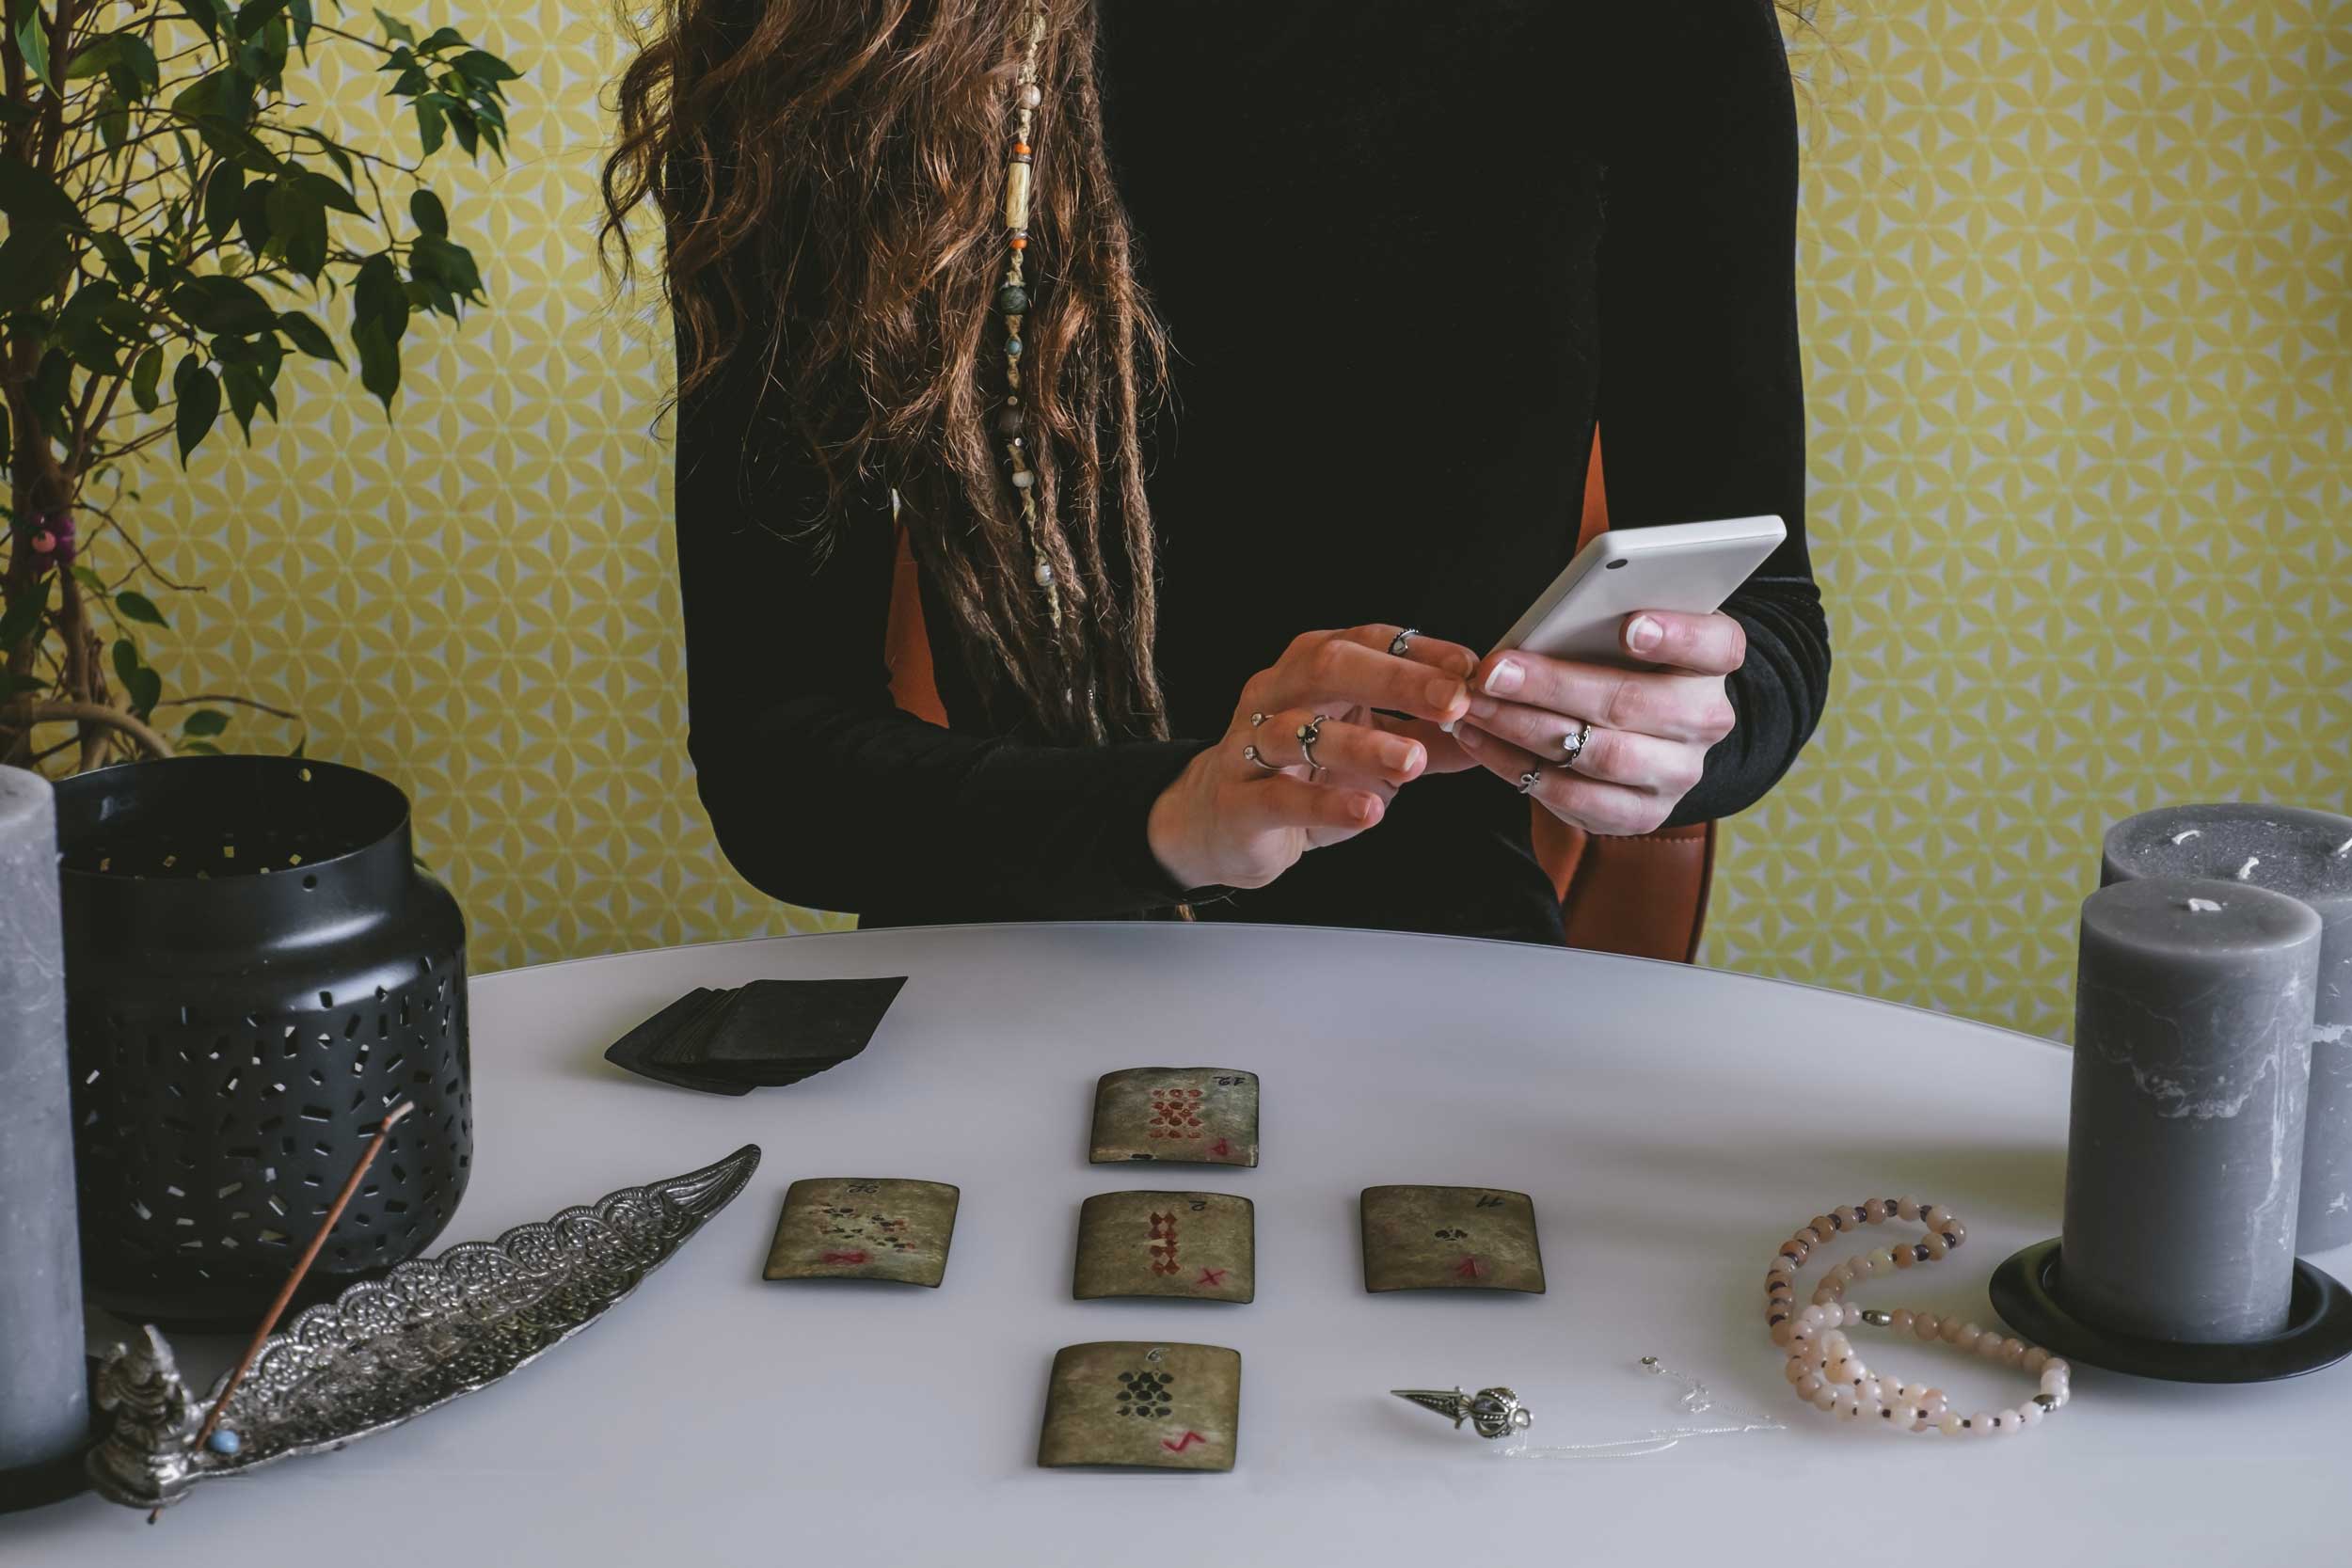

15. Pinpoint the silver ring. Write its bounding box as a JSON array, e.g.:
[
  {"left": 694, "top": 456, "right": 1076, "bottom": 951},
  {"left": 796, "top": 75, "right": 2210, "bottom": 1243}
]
[
  {"left": 1242, "top": 743, "right": 1282, "bottom": 773},
  {"left": 1517, "top": 768, "right": 1543, "bottom": 795},
  {"left": 1297, "top": 715, "right": 1328, "bottom": 776},
  {"left": 1561, "top": 721, "right": 1592, "bottom": 767},
  {"left": 1250, "top": 712, "right": 1269, "bottom": 728},
  {"left": 1389, "top": 627, "right": 1419, "bottom": 657},
  {"left": 1391, "top": 1386, "right": 1534, "bottom": 1440}
]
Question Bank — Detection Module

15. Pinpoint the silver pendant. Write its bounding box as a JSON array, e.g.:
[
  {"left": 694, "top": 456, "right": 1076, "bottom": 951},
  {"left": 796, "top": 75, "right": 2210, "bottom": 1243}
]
[
  {"left": 87, "top": 1144, "right": 762, "bottom": 1510},
  {"left": 1391, "top": 1385, "right": 1534, "bottom": 1439}
]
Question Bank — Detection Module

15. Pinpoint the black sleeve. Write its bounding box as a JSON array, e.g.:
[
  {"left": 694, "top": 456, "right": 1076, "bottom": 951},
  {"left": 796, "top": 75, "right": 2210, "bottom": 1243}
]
[
  {"left": 672, "top": 318, "right": 1215, "bottom": 921},
  {"left": 1594, "top": 0, "right": 1832, "bottom": 827}
]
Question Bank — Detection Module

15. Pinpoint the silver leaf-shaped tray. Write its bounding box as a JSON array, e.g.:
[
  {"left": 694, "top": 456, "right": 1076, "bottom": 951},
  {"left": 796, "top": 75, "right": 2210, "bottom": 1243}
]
[{"left": 87, "top": 1143, "right": 761, "bottom": 1510}]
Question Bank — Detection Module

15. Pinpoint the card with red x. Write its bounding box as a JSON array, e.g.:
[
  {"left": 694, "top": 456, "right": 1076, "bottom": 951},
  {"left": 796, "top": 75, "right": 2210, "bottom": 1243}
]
[
  {"left": 1073, "top": 1190, "right": 1255, "bottom": 1304},
  {"left": 1089, "top": 1067, "right": 1260, "bottom": 1167}
]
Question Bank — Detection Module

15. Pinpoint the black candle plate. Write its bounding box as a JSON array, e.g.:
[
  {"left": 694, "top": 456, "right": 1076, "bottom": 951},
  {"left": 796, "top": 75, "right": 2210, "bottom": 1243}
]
[{"left": 1990, "top": 1239, "right": 2352, "bottom": 1384}]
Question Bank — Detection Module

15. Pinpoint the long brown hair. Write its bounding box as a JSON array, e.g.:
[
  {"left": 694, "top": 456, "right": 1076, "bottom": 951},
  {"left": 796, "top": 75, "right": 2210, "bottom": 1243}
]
[{"left": 602, "top": 0, "right": 1166, "bottom": 744}]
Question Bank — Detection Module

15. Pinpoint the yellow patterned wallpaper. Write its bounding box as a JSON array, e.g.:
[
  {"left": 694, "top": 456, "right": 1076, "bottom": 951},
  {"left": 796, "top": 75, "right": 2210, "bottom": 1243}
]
[{"left": 128, "top": 2, "right": 2351, "bottom": 1040}]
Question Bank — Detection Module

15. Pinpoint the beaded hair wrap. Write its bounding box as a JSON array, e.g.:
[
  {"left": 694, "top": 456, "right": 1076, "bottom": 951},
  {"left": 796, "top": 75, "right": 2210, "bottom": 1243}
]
[{"left": 993, "top": 0, "right": 1061, "bottom": 633}]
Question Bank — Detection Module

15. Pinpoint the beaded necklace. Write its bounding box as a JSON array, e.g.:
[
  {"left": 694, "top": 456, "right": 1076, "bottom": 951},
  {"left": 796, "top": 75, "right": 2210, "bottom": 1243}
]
[
  {"left": 1766, "top": 1196, "right": 2074, "bottom": 1435},
  {"left": 993, "top": 0, "right": 1061, "bottom": 633}
]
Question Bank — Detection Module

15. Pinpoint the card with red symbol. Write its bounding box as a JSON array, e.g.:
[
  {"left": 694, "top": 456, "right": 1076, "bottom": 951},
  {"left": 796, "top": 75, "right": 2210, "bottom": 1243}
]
[
  {"left": 1359, "top": 1185, "right": 1545, "bottom": 1294},
  {"left": 1037, "top": 1341, "right": 1242, "bottom": 1472},
  {"left": 1073, "top": 1191, "right": 1255, "bottom": 1304},
  {"left": 1089, "top": 1067, "right": 1259, "bottom": 1167},
  {"left": 761, "top": 1178, "right": 960, "bottom": 1288}
]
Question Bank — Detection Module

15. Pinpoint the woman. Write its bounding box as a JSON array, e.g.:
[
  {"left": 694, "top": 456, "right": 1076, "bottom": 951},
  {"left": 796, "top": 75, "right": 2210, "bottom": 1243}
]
[{"left": 605, "top": 0, "right": 1829, "bottom": 943}]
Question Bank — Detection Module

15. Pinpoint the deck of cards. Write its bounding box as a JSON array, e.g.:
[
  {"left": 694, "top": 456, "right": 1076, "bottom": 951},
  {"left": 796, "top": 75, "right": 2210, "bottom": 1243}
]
[{"left": 601, "top": 976, "right": 907, "bottom": 1096}]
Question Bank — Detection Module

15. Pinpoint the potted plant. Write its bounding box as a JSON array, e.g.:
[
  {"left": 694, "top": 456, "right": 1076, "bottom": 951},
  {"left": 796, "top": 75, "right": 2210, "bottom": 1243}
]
[{"left": 1, "top": 0, "right": 520, "bottom": 772}]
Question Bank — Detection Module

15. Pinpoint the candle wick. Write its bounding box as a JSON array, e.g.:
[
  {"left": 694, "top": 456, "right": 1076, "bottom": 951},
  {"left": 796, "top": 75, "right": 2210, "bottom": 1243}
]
[
  {"left": 2233, "top": 856, "right": 2260, "bottom": 880},
  {"left": 2169, "top": 829, "right": 2202, "bottom": 846},
  {"left": 2181, "top": 897, "right": 2223, "bottom": 912}
]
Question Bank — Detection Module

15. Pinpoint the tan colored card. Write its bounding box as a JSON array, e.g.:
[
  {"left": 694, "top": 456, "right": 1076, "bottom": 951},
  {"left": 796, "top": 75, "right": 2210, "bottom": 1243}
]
[
  {"left": 1089, "top": 1067, "right": 1260, "bottom": 1166},
  {"left": 761, "top": 1177, "right": 960, "bottom": 1288},
  {"left": 1073, "top": 1191, "right": 1255, "bottom": 1304},
  {"left": 1359, "top": 1185, "right": 1545, "bottom": 1294},
  {"left": 1037, "top": 1341, "right": 1241, "bottom": 1472}
]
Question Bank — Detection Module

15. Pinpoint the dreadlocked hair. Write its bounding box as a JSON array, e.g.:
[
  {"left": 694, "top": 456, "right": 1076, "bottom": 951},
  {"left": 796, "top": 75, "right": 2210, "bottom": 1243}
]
[{"left": 602, "top": 0, "right": 1170, "bottom": 744}]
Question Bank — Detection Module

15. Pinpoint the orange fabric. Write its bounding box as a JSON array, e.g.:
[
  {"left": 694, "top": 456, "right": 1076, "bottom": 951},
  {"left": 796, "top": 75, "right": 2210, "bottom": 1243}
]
[{"left": 880, "top": 428, "right": 1715, "bottom": 958}]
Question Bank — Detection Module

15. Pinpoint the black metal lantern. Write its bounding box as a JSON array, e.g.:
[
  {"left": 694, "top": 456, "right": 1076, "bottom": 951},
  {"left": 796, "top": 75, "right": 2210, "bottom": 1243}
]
[{"left": 55, "top": 755, "right": 470, "bottom": 1331}]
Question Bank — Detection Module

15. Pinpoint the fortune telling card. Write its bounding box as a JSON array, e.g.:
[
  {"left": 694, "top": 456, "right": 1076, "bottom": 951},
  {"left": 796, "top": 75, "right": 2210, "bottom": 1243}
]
[
  {"left": 1359, "top": 1185, "right": 1546, "bottom": 1294},
  {"left": 1037, "top": 1341, "right": 1242, "bottom": 1472},
  {"left": 1073, "top": 1191, "right": 1255, "bottom": 1304},
  {"left": 1089, "top": 1067, "right": 1260, "bottom": 1166},
  {"left": 761, "top": 1178, "right": 960, "bottom": 1288}
]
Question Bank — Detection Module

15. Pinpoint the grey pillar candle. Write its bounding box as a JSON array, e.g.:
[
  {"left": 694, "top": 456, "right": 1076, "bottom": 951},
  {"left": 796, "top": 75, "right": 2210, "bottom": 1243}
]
[
  {"left": 2103, "top": 803, "right": 2352, "bottom": 1252},
  {"left": 0, "top": 767, "right": 87, "bottom": 1490},
  {"left": 2063, "top": 876, "right": 2319, "bottom": 1342}
]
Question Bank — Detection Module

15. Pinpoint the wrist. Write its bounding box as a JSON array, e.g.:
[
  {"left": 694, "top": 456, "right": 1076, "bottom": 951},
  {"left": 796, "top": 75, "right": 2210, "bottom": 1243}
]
[{"left": 1147, "top": 755, "right": 1216, "bottom": 893}]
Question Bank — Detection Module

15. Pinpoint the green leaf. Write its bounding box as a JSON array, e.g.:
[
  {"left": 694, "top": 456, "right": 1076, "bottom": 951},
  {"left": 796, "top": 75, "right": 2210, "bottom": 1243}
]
[
  {"left": 373, "top": 7, "right": 414, "bottom": 44},
  {"left": 172, "top": 355, "right": 221, "bottom": 462},
  {"left": 203, "top": 161, "right": 244, "bottom": 242},
  {"left": 65, "top": 34, "right": 123, "bottom": 79},
  {"left": 0, "top": 580, "right": 50, "bottom": 653},
  {"left": 408, "top": 188, "right": 447, "bottom": 237},
  {"left": 413, "top": 95, "right": 445, "bottom": 156},
  {"left": 111, "top": 638, "right": 141, "bottom": 692},
  {"left": 174, "top": 0, "right": 219, "bottom": 40},
  {"left": 182, "top": 708, "right": 230, "bottom": 737},
  {"left": 0, "top": 225, "right": 72, "bottom": 312},
  {"left": 355, "top": 251, "right": 409, "bottom": 342},
  {"left": 454, "top": 49, "right": 519, "bottom": 83},
  {"left": 72, "top": 565, "right": 106, "bottom": 596},
  {"left": 354, "top": 315, "right": 400, "bottom": 411},
  {"left": 114, "top": 590, "right": 168, "bottom": 626},
  {"left": 288, "top": 0, "right": 311, "bottom": 47},
  {"left": 14, "top": 8, "right": 51, "bottom": 88},
  {"left": 275, "top": 309, "right": 342, "bottom": 366},
  {"left": 222, "top": 361, "right": 264, "bottom": 436},
  {"left": 235, "top": 0, "right": 286, "bottom": 39},
  {"left": 264, "top": 176, "right": 327, "bottom": 277},
  {"left": 132, "top": 343, "right": 164, "bottom": 411},
  {"left": 90, "top": 230, "right": 141, "bottom": 286},
  {"left": 126, "top": 665, "right": 162, "bottom": 717},
  {"left": 170, "top": 275, "right": 276, "bottom": 336},
  {"left": 296, "top": 167, "right": 361, "bottom": 216},
  {"left": 0, "top": 153, "right": 86, "bottom": 231}
]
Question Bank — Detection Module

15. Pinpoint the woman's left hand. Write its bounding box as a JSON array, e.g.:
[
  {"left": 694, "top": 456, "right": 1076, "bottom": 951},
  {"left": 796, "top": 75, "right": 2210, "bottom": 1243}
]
[{"left": 1451, "top": 610, "right": 1745, "bottom": 836}]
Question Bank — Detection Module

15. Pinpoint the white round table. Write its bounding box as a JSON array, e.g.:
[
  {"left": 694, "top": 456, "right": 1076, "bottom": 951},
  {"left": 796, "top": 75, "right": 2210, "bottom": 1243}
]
[{"left": 12, "top": 923, "right": 2349, "bottom": 1564}]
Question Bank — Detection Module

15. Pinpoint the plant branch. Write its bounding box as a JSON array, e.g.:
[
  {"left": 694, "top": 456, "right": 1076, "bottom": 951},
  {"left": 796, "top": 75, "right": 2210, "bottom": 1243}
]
[{"left": 1, "top": 699, "right": 176, "bottom": 759}]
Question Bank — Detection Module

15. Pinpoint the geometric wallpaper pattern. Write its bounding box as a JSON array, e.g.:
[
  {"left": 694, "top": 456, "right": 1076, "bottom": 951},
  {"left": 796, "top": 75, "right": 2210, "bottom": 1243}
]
[{"left": 130, "top": 3, "right": 2351, "bottom": 1041}]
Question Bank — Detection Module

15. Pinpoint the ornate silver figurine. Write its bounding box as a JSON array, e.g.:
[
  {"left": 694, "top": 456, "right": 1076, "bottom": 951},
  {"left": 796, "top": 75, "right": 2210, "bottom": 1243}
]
[
  {"left": 86, "top": 1143, "right": 761, "bottom": 1510},
  {"left": 1391, "top": 1385, "right": 1534, "bottom": 1439}
]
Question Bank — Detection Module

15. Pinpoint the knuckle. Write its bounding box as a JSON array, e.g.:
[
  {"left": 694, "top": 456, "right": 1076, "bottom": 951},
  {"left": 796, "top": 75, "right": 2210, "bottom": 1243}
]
[
  {"left": 1306, "top": 641, "right": 1345, "bottom": 685},
  {"left": 1602, "top": 676, "right": 1654, "bottom": 733}
]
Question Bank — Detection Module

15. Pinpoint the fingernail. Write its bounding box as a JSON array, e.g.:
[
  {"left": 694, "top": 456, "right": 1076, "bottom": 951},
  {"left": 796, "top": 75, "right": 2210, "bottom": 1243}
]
[
  {"left": 1425, "top": 676, "right": 1464, "bottom": 710},
  {"left": 1484, "top": 658, "right": 1523, "bottom": 697},
  {"left": 1401, "top": 743, "right": 1426, "bottom": 775},
  {"left": 1468, "top": 694, "right": 1497, "bottom": 721},
  {"left": 1450, "top": 651, "right": 1477, "bottom": 677},
  {"left": 1627, "top": 616, "right": 1663, "bottom": 655},
  {"left": 1353, "top": 795, "right": 1378, "bottom": 823},
  {"left": 1454, "top": 724, "right": 1481, "bottom": 748}
]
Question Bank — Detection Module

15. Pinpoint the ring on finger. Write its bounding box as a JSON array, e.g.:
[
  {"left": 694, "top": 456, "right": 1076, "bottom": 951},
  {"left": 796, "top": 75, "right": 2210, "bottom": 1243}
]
[
  {"left": 1242, "top": 741, "right": 1283, "bottom": 773},
  {"left": 1297, "top": 714, "right": 1329, "bottom": 777},
  {"left": 1517, "top": 767, "right": 1544, "bottom": 795},
  {"left": 1389, "top": 627, "right": 1419, "bottom": 657},
  {"left": 1250, "top": 711, "right": 1269, "bottom": 727},
  {"left": 1561, "top": 721, "right": 1592, "bottom": 768}
]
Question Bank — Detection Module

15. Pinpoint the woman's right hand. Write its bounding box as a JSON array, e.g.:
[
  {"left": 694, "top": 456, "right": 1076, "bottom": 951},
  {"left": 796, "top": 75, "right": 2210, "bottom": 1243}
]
[{"left": 1147, "top": 626, "right": 1476, "bottom": 891}]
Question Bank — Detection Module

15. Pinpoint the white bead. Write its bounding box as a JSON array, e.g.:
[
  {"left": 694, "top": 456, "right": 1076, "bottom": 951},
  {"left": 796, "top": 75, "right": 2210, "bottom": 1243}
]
[
  {"left": 1799, "top": 1305, "right": 1832, "bottom": 1328},
  {"left": 1867, "top": 1248, "right": 1894, "bottom": 1271},
  {"left": 1794, "top": 1374, "right": 1823, "bottom": 1400},
  {"left": 2018, "top": 1401, "right": 2043, "bottom": 1427},
  {"left": 1971, "top": 1411, "right": 1995, "bottom": 1435},
  {"left": 1937, "top": 1411, "right": 1965, "bottom": 1435},
  {"left": 1020, "top": 84, "right": 1042, "bottom": 108},
  {"left": 1857, "top": 1376, "right": 1884, "bottom": 1403},
  {"left": 1820, "top": 1330, "right": 1851, "bottom": 1358},
  {"left": 1032, "top": 560, "right": 1054, "bottom": 587},
  {"left": 1010, "top": 469, "right": 1034, "bottom": 489}
]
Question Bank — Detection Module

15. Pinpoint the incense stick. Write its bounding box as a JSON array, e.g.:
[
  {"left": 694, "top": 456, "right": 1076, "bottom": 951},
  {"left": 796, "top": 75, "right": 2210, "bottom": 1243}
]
[{"left": 151, "top": 1101, "right": 416, "bottom": 1523}]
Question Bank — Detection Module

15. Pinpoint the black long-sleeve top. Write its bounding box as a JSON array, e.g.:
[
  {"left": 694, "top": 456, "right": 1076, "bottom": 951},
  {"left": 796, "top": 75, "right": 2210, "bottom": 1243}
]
[{"left": 673, "top": 0, "right": 1830, "bottom": 945}]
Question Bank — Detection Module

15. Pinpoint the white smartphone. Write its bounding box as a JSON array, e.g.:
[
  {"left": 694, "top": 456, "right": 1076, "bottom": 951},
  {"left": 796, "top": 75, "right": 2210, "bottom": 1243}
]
[
  {"left": 1435, "top": 515, "right": 1785, "bottom": 733},
  {"left": 1488, "top": 514, "right": 1787, "bottom": 665}
]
